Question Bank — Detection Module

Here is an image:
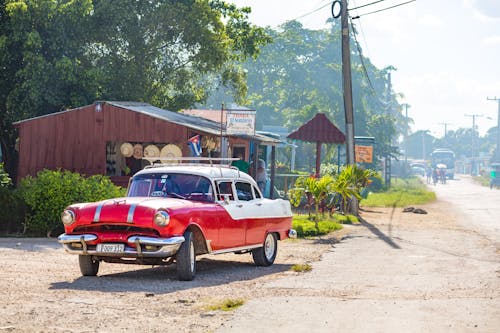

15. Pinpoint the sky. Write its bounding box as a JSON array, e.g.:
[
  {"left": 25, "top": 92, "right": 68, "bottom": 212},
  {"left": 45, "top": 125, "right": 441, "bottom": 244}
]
[{"left": 227, "top": 0, "right": 500, "bottom": 138}]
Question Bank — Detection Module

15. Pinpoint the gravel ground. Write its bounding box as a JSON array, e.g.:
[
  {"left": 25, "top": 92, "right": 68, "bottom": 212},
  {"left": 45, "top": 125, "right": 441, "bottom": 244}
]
[{"left": 0, "top": 225, "right": 349, "bottom": 333}]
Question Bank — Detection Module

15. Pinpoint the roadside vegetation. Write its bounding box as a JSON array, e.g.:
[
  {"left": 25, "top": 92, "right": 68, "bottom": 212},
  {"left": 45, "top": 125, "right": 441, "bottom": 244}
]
[
  {"left": 292, "top": 214, "right": 343, "bottom": 237},
  {"left": 0, "top": 168, "right": 125, "bottom": 237},
  {"left": 205, "top": 298, "right": 245, "bottom": 312},
  {"left": 291, "top": 263, "right": 312, "bottom": 272},
  {"left": 289, "top": 165, "right": 377, "bottom": 237},
  {"left": 361, "top": 177, "right": 436, "bottom": 207}
]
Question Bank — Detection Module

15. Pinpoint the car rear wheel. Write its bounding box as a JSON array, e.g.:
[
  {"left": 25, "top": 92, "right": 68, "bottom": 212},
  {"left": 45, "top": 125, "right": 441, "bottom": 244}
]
[
  {"left": 252, "top": 233, "right": 277, "bottom": 266},
  {"left": 176, "top": 231, "right": 196, "bottom": 281},
  {"left": 79, "top": 255, "right": 99, "bottom": 276}
]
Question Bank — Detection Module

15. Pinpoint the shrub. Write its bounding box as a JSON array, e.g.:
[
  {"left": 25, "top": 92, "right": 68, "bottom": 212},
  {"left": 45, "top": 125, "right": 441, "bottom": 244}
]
[
  {"left": 0, "top": 187, "right": 25, "bottom": 235},
  {"left": 0, "top": 163, "right": 12, "bottom": 188},
  {"left": 292, "top": 214, "right": 343, "bottom": 237},
  {"left": 19, "top": 169, "right": 126, "bottom": 236}
]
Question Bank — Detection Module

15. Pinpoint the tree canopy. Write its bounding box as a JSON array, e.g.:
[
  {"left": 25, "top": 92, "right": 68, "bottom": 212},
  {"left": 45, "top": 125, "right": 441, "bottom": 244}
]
[
  {"left": 0, "top": 0, "right": 270, "bottom": 176},
  {"left": 206, "top": 20, "right": 403, "bottom": 170}
]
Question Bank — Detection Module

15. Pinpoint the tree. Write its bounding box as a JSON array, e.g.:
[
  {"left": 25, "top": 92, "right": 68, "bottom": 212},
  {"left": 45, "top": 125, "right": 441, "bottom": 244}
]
[
  {"left": 0, "top": 0, "right": 270, "bottom": 179},
  {"left": 205, "top": 20, "right": 404, "bottom": 171}
]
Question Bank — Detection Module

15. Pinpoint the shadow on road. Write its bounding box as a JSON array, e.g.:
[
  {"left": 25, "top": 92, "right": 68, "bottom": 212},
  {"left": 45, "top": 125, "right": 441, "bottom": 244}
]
[
  {"left": 49, "top": 257, "right": 291, "bottom": 294},
  {"left": 358, "top": 216, "right": 401, "bottom": 249}
]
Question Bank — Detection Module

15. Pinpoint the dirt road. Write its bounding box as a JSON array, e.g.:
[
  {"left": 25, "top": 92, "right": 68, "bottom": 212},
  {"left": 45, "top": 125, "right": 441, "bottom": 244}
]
[
  {"left": 1, "top": 175, "right": 498, "bottom": 332},
  {"left": 219, "top": 175, "right": 500, "bottom": 332}
]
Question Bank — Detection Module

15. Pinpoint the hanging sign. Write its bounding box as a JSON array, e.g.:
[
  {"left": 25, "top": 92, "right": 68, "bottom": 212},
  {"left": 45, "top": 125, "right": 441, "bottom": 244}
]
[
  {"left": 355, "top": 145, "right": 373, "bottom": 163},
  {"left": 225, "top": 111, "right": 256, "bottom": 135}
]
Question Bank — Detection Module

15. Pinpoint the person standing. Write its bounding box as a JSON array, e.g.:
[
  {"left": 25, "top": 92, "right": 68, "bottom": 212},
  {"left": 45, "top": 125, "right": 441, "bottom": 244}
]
[{"left": 255, "top": 159, "right": 268, "bottom": 195}]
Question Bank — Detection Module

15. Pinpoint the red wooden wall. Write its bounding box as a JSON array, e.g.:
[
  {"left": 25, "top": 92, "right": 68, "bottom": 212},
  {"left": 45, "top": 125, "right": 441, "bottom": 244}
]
[{"left": 15, "top": 102, "right": 192, "bottom": 182}]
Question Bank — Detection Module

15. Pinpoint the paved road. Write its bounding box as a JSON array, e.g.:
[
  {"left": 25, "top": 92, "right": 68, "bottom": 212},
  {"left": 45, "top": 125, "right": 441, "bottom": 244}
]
[
  {"left": 218, "top": 175, "right": 500, "bottom": 333},
  {"left": 430, "top": 174, "right": 500, "bottom": 236}
]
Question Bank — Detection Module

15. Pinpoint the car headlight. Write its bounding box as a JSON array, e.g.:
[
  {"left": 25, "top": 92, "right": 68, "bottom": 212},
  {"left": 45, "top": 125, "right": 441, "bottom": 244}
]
[
  {"left": 153, "top": 211, "right": 170, "bottom": 226},
  {"left": 61, "top": 210, "right": 75, "bottom": 225}
]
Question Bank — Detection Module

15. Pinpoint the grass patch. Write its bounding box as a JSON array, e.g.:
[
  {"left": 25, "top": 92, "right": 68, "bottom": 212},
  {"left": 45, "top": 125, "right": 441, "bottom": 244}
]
[
  {"left": 292, "top": 214, "right": 343, "bottom": 237},
  {"left": 472, "top": 175, "right": 490, "bottom": 187},
  {"left": 291, "top": 263, "right": 312, "bottom": 272},
  {"left": 333, "top": 213, "right": 359, "bottom": 224},
  {"left": 206, "top": 298, "right": 245, "bottom": 312},
  {"left": 361, "top": 177, "right": 436, "bottom": 207}
]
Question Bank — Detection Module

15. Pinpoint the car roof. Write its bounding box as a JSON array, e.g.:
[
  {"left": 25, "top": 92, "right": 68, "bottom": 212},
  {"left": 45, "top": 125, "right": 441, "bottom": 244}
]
[{"left": 134, "top": 164, "right": 256, "bottom": 183}]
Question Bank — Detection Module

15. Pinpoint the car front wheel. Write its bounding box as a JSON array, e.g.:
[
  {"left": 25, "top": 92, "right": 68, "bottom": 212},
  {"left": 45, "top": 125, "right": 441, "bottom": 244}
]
[
  {"left": 79, "top": 255, "right": 99, "bottom": 276},
  {"left": 176, "top": 231, "right": 196, "bottom": 281},
  {"left": 252, "top": 233, "right": 277, "bottom": 266}
]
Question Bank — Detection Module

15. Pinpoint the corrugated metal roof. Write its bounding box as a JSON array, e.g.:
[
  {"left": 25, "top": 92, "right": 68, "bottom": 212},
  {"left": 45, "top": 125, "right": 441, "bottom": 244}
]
[
  {"left": 14, "top": 101, "right": 282, "bottom": 144},
  {"left": 287, "top": 113, "right": 345, "bottom": 143},
  {"left": 108, "top": 101, "right": 223, "bottom": 136}
]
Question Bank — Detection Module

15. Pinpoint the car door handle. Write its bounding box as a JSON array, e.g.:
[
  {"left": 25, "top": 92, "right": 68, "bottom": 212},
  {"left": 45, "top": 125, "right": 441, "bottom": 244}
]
[
  {"left": 255, "top": 203, "right": 262, "bottom": 206},
  {"left": 236, "top": 204, "right": 243, "bottom": 208}
]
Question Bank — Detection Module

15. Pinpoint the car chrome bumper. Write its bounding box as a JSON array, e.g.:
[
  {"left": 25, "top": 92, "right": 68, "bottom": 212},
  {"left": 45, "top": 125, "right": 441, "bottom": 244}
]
[
  {"left": 58, "top": 233, "right": 185, "bottom": 258},
  {"left": 288, "top": 229, "right": 297, "bottom": 239}
]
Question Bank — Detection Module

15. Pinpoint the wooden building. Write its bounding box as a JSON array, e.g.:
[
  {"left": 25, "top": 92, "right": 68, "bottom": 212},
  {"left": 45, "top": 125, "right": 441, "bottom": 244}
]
[{"left": 14, "top": 101, "right": 279, "bottom": 187}]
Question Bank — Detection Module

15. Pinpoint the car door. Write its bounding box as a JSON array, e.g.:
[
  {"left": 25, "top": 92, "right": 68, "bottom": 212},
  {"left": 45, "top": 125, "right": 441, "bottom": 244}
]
[
  {"left": 216, "top": 180, "right": 246, "bottom": 248},
  {"left": 234, "top": 182, "right": 267, "bottom": 246}
]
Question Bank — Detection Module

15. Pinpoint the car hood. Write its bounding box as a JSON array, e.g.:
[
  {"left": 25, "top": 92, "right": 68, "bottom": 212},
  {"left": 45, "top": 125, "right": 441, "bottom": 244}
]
[{"left": 68, "top": 197, "right": 191, "bottom": 224}]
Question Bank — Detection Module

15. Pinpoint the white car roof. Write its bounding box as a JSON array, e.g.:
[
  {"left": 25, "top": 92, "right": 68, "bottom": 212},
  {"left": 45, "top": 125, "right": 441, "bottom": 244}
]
[{"left": 134, "top": 164, "right": 256, "bottom": 183}]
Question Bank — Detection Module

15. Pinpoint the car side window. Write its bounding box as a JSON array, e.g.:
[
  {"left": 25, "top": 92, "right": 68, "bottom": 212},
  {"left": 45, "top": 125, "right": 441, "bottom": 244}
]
[
  {"left": 253, "top": 185, "right": 262, "bottom": 199},
  {"left": 217, "top": 181, "right": 234, "bottom": 201},
  {"left": 235, "top": 182, "right": 254, "bottom": 201}
]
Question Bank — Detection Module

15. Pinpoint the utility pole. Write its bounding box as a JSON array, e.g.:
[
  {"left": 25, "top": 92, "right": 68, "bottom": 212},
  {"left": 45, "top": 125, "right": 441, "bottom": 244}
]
[
  {"left": 439, "top": 122, "right": 452, "bottom": 137},
  {"left": 465, "top": 114, "right": 483, "bottom": 175},
  {"left": 332, "top": 0, "right": 357, "bottom": 214},
  {"left": 340, "top": 0, "right": 355, "bottom": 166},
  {"left": 401, "top": 103, "right": 410, "bottom": 164},
  {"left": 487, "top": 97, "right": 500, "bottom": 163}
]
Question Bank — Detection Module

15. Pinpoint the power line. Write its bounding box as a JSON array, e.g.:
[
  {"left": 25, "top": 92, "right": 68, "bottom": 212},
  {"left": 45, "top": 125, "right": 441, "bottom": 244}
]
[
  {"left": 349, "top": 0, "right": 387, "bottom": 11},
  {"left": 350, "top": 19, "right": 376, "bottom": 95},
  {"left": 350, "top": 0, "right": 372, "bottom": 67},
  {"left": 291, "top": 1, "right": 331, "bottom": 21},
  {"left": 351, "top": 0, "right": 416, "bottom": 19}
]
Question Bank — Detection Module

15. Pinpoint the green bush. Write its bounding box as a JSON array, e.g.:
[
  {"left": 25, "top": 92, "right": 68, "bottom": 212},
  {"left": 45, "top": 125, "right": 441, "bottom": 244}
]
[
  {"left": 0, "top": 187, "right": 25, "bottom": 235},
  {"left": 0, "top": 163, "right": 12, "bottom": 188},
  {"left": 19, "top": 169, "right": 126, "bottom": 236},
  {"left": 292, "top": 214, "right": 343, "bottom": 237}
]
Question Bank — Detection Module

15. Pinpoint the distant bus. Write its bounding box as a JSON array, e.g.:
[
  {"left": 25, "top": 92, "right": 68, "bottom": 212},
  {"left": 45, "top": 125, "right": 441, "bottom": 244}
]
[{"left": 430, "top": 149, "right": 456, "bottom": 179}]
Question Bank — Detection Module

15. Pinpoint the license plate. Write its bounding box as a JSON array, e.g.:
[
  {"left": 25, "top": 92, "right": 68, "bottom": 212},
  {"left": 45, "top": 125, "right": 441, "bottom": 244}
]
[{"left": 96, "top": 243, "right": 124, "bottom": 253}]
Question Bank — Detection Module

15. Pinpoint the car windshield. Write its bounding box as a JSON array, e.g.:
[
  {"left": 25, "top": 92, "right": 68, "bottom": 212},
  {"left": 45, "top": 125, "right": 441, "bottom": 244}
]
[{"left": 127, "top": 173, "right": 214, "bottom": 202}]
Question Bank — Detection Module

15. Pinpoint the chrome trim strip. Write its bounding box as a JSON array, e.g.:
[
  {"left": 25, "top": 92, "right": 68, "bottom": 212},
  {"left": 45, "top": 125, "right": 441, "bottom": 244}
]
[
  {"left": 58, "top": 234, "right": 97, "bottom": 243},
  {"left": 127, "top": 236, "right": 185, "bottom": 246},
  {"left": 127, "top": 204, "right": 137, "bottom": 223},
  {"left": 210, "top": 244, "right": 262, "bottom": 255},
  {"left": 93, "top": 202, "right": 105, "bottom": 222},
  {"left": 59, "top": 235, "right": 185, "bottom": 258}
]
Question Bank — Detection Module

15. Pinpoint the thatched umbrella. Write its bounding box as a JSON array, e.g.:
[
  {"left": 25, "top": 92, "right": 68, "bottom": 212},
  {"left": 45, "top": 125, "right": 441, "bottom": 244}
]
[{"left": 287, "top": 113, "right": 346, "bottom": 177}]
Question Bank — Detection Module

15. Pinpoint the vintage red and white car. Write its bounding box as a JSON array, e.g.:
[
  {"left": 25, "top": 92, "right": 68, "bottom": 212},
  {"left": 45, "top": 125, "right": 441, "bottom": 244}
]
[{"left": 58, "top": 162, "right": 295, "bottom": 280}]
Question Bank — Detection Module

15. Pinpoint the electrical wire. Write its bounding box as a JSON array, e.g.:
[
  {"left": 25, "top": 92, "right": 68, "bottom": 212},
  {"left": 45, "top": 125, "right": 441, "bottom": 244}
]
[
  {"left": 291, "top": 1, "right": 332, "bottom": 21},
  {"left": 350, "top": 0, "right": 372, "bottom": 68},
  {"left": 348, "top": 0, "right": 387, "bottom": 11},
  {"left": 351, "top": 0, "right": 416, "bottom": 19},
  {"left": 350, "top": 19, "right": 376, "bottom": 96}
]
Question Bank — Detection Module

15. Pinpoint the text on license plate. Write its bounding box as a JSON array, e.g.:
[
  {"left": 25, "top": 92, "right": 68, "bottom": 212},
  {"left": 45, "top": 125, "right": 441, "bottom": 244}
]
[{"left": 96, "top": 243, "right": 125, "bottom": 253}]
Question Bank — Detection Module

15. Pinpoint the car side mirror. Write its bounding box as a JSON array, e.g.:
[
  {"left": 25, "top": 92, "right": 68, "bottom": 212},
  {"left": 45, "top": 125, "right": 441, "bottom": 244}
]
[{"left": 223, "top": 194, "right": 231, "bottom": 204}]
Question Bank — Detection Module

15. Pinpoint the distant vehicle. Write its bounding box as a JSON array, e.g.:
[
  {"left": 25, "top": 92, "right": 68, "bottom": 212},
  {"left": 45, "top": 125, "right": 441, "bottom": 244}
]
[
  {"left": 430, "top": 149, "right": 455, "bottom": 179},
  {"left": 410, "top": 165, "right": 425, "bottom": 176}
]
